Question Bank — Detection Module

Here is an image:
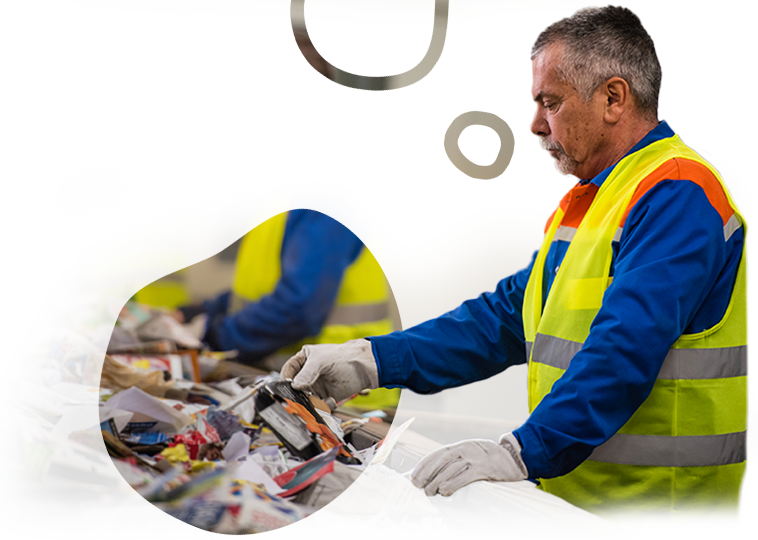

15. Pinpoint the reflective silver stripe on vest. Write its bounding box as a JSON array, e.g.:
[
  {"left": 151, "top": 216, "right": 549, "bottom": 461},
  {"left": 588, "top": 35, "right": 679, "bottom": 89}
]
[
  {"left": 657, "top": 346, "right": 747, "bottom": 379},
  {"left": 531, "top": 333, "right": 746, "bottom": 380},
  {"left": 724, "top": 214, "right": 741, "bottom": 241},
  {"left": 587, "top": 431, "right": 746, "bottom": 467},
  {"left": 87, "top": 270, "right": 184, "bottom": 287},
  {"left": 531, "top": 333, "right": 581, "bottom": 370},
  {"left": 84, "top": 234, "right": 187, "bottom": 256},
  {"left": 230, "top": 293, "right": 388, "bottom": 325},
  {"left": 613, "top": 226, "right": 624, "bottom": 243},
  {"left": 323, "top": 302, "right": 389, "bottom": 326},
  {"left": 525, "top": 341, "right": 533, "bottom": 364},
  {"left": 553, "top": 226, "right": 577, "bottom": 242}
]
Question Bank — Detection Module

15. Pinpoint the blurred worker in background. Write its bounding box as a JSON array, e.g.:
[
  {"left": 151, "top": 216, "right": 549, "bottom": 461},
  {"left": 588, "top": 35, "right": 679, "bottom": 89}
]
[
  {"left": 182, "top": 33, "right": 400, "bottom": 407},
  {"left": 0, "top": 80, "right": 74, "bottom": 244},
  {"left": 21, "top": 40, "right": 194, "bottom": 307},
  {"left": 282, "top": 6, "right": 746, "bottom": 515}
]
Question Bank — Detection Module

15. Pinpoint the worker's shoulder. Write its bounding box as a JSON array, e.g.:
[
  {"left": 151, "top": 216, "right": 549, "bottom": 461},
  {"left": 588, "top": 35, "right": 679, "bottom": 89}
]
[{"left": 622, "top": 156, "right": 735, "bottom": 228}]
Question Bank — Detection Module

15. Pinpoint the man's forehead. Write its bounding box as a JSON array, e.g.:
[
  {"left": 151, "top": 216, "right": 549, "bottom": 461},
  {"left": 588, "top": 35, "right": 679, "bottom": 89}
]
[{"left": 531, "top": 43, "right": 570, "bottom": 99}]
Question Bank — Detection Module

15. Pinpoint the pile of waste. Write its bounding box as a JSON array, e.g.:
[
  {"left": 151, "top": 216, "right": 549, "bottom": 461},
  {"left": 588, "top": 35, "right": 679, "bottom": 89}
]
[{"left": 0, "top": 277, "right": 455, "bottom": 540}]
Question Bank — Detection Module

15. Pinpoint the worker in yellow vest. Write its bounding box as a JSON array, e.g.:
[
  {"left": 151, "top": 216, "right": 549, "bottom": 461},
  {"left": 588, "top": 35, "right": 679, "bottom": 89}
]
[
  {"left": 281, "top": 7, "right": 746, "bottom": 514},
  {"left": 0, "top": 79, "right": 74, "bottom": 244},
  {"left": 176, "top": 30, "right": 400, "bottom": 407},
  {"left": 21, "top": 40, "right": 194, "bottom": 308}
]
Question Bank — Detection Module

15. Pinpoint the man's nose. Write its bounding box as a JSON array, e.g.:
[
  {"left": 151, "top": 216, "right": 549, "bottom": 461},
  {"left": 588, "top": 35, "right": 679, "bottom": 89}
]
[{"left": 531, "top": 110, "right": 549, "bottom": 137}]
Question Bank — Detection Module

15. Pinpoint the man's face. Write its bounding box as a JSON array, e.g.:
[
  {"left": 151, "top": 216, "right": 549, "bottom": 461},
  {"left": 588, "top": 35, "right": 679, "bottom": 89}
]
[
  {"left": 14, "top": 97, "right": 68, "bottom": 153},
  {"left": 247, "top": 51, "right": 276, "bottom": 144},
  {"left": 530, "top": 43, "right": 608, "bottom": 179}
]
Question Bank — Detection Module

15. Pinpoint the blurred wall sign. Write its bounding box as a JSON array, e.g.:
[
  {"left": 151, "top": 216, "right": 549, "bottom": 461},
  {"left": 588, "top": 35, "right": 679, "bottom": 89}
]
[{"left": 172, "top": 52, "right": 221, "bottom": 114}]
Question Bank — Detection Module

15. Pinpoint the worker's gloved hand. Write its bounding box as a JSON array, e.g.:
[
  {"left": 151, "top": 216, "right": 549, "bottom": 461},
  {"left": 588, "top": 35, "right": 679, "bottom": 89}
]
[
  {"left": 411, "top": 432, "right": 528, "bottom": 496},
  {"left": 281, "top": 339, "right": 379, "bottom": 403}
]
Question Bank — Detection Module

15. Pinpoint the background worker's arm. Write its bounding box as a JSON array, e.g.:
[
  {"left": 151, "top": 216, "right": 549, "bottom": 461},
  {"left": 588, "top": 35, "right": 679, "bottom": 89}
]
[
  {"left": 21, "top": 135, "right": 116, "bottom": 274},
  {"left": 512, "top": 179, "right": 743, "bottom": 479},
  {"left": 204, "top": 211, "right": 364, "bottom": 361},
  {"left": 283, "top": 253, "right": 536, "bottom": 398},
  {"left": 368, "top": 254, "right": 536, "bottom": 393},
  {"left": 174, "top": 291, "right": 231, "bottom": 324}
]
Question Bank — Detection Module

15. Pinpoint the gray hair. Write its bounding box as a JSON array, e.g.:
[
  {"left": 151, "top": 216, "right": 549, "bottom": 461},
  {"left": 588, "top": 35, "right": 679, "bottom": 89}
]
[
  {"left": 532, "top": 6, "right": 661, "bottom": 121},
  {"left": 248, "top": 30, "right": 332, "bottom": 81},
  {"left": 16, "top": 79, "right": 74, "bottom": 129}
]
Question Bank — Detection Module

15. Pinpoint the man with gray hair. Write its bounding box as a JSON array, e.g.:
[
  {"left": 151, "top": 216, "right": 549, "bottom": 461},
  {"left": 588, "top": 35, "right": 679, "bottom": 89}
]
[
  {"left": 0, "top": 79, "right": 74, "bottom": 243},
  {"left": 283, "top": 6, "right": 746, "bottom": 514}
]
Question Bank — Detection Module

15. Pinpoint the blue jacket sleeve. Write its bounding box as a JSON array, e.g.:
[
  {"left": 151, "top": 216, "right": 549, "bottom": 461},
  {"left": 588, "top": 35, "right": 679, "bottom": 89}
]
[
  {"left": 204, "top": 210, "right": 364, "bottom": 361},
  {"left": 21, "top": 141, "right": 116, "bottom": 274},
  {"left": 513, "top": 180, "right": 743, "bottom": 479},
  {"left": 200, "top": 291, "right": 231, "bottom": 321},
  {"left": 369, "top": 253, "right": 536, "bottom": 394}
]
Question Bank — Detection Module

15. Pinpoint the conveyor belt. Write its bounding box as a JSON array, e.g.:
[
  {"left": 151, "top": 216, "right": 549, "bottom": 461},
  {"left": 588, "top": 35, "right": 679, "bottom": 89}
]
[{"left": 351, "top": 427, "right": 633, "bottom": 540}]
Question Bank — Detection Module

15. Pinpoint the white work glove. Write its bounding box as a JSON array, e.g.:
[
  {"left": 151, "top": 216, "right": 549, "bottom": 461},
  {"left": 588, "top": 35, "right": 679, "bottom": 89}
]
[
  {"left": 280, "top": 339, "right": 379, "bottom": 403},
  {"left": 411, "top": 432, "right": 528, "bottom": 496}
]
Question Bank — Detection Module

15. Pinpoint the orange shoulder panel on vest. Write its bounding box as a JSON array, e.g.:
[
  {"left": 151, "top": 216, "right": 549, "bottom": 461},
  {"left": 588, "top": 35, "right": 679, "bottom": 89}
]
[
  {"left": 561, "top": 183, "right": 598, "bottom": 228},
  {"left": 544, "top": 208, "right": 558, "bottom": 233},
  {"left": 544, "top": 182, "right": 599, "bottom": 232},
  {"left": 620, "top": 158, "right": 735, "bottom": 228}
]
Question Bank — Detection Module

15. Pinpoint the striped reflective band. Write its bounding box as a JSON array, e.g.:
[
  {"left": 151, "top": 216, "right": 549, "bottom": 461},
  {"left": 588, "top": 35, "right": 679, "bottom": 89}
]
[
  {"left": 230, "top": 293, "right": 388, "bottom": 325},
  {"left": 553, "top": 226, "right": 577, "bottom": 242},
  {"left": 588, "top": 431, "right": 746, "bottom": 467},
  {"left": 551, "top": 226, "right": 625, "bottom": 244},
  {"left": 85, "top": 234, "right": 186, "bottom": 256},
  {"left": 89, "top": 270, "right": 184, "bottom": 287},
  {"left": 658, "top": 346, "right": 747, "bottom": 379},
  {"left": 724, "top": 214, "right": 741, "bottom": 241},
  {"left": 527, "top": 333, "right": 746, "bottom": 379},
  {"left": 324, "top": 302, "right": 389, "bottom": 326}
]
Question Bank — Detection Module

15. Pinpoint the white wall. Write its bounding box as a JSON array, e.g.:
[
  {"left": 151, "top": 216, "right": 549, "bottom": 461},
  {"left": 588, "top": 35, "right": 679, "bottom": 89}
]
[
  {"left": 0, "top": 0, "right": 756, "bottom": 434},
  {"left": 0, "top": 0, "right": 498, "bottom": 298}
]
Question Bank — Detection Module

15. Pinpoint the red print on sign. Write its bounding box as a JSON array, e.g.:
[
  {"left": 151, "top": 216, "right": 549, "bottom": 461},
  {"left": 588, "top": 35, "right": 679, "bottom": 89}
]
[{"left": 172, "top": 52, "right": 221, "bottom": 113}]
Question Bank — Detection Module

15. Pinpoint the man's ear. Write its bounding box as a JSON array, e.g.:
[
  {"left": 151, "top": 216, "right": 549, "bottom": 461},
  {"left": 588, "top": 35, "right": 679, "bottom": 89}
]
[{"left": 602, "top": 77, "right": 631, "bottom": 124}]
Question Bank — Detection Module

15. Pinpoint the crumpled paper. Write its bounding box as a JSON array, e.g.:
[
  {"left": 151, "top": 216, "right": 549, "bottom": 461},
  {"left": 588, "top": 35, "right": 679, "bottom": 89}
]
[{"left": 100, "top": 354, "right": 174, "bottom": 397}]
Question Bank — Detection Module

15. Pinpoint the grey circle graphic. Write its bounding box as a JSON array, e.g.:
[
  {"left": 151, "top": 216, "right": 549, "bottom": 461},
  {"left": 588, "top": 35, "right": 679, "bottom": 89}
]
[
  {"left": 444, "top": 111, "right": 514, "bottom": 180},
  {"left": 289, "top": 17, "right": 448, "bottom": 92}
]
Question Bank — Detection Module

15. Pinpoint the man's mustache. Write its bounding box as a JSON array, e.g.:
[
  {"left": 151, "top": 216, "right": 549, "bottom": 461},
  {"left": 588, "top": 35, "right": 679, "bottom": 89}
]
[{"left": 540, "top": 138, "right": 565, "bottom": 155}]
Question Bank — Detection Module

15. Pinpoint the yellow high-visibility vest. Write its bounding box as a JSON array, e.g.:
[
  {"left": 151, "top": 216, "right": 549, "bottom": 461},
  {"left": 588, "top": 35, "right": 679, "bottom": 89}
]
[
  {"left": 231, "top": 211, "right": 399, "bottom": 409},
  {"left": 522, "top": 135, "right": 747, "bottom": 513},
  {"left": 8, "top": 138, "right": 71, "bottom": 229},
  {"left": 78, "top": 105, "right": 194, "bottom": 308}
]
